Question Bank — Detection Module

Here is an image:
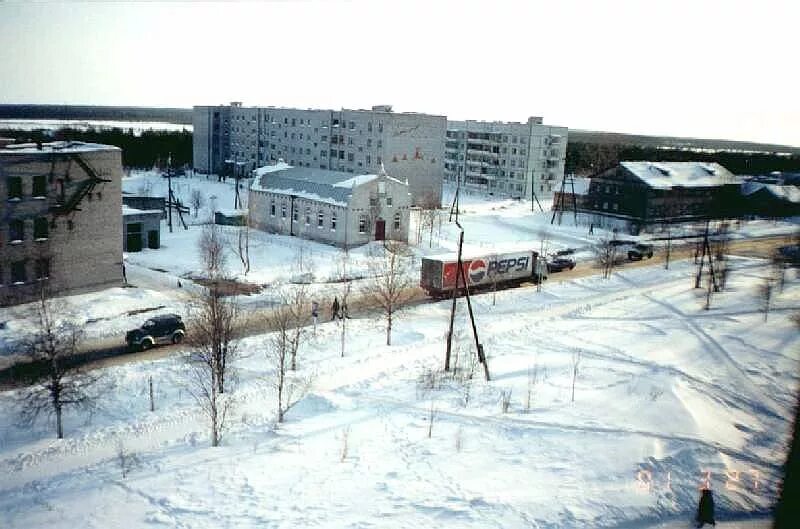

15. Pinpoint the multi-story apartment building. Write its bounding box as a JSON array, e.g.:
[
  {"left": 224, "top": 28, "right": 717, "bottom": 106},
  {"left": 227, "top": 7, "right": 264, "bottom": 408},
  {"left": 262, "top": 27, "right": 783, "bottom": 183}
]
[
  {"left": 0, "top": 140, "right": 123, "bottom": 306},
  {"left": 444, "top": 117, "right": 568, "bottom": 200},
  {"left": 193, "top": 103, "right": 446, "bottom": 207}
]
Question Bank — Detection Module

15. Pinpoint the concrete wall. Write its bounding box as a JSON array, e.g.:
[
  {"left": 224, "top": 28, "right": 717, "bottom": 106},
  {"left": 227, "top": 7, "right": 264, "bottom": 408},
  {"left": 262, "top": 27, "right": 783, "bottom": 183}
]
[
  {"left": 1, "top": 147, "right": 123, "bottom": 306},
  {"left": 123, "top": 211, "right": 161, "bottom": 251},
  {"left": 199, "top": 104, "right": 446, "bottom": 206}
]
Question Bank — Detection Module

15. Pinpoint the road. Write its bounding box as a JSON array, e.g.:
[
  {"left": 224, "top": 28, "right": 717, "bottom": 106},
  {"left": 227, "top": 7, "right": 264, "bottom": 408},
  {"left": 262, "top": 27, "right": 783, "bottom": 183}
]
[{"left": 1, "top": 233, "right": 793, "bottom": 385}]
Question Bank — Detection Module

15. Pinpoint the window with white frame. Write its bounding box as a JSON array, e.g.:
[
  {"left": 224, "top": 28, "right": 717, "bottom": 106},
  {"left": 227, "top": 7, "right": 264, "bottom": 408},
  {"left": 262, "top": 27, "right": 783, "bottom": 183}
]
[
  {"left": 317, "top": 211, "right": 324, "bottom": 228},
  {"left": 358, "top": 215, "right": 366, "bottom": 233},
  {"left": 393, "top": 212, "right": 400, "bottom": 230},
  {"left": 331, "top": 211, "right": 337, "bottom": 231}
]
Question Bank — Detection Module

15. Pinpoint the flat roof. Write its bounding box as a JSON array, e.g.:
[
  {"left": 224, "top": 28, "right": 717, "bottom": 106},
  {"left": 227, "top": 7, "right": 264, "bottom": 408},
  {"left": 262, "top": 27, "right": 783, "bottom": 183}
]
[{"left": 0, "top": 140, "right": 120, "bottom": 155}]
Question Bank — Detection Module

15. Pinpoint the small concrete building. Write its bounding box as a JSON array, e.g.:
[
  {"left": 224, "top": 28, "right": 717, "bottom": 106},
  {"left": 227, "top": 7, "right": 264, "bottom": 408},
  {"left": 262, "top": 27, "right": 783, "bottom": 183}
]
[
  {"left": 122, "top": 205, "right": 161, "bottom": 252},
  {"left": 122, "top": 193, "right": 166, "bottom": 219},
  {"left": 1, "top": 141, "right": 123, "bottom": 306},
  {"left": 248, "top": 162, "right": 411, "bottom": 247}
]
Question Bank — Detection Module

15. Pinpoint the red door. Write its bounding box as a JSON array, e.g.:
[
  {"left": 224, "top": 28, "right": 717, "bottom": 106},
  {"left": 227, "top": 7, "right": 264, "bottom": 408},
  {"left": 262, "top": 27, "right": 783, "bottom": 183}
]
[{"left": 374, "top": 219, "right": 386, "bottom": 241}]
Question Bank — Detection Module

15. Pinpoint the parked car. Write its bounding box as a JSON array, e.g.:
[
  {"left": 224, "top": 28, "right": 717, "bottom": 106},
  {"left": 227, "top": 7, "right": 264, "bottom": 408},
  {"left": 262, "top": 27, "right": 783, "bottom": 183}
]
[
  {"left": 555, "top": 248, "right": 576, "bottom": 256},
  {"left": 547, "top": 257, "right": 576, "bottom": 273},
  {"left": 126, "top": 314, "right": 186, "bottom": 351},
  {"left": 627, "top": 243, "right": 654, "bottom": 260}
]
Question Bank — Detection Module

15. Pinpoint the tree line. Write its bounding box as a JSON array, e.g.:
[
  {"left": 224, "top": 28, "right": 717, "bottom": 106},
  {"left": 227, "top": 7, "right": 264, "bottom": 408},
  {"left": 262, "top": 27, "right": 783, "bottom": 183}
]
[
  {"left": 566, "top": 141, "right": 800, "bottom": 176},
  {"left": 1, "top": 127, "right": 192, "bottom": 169}
]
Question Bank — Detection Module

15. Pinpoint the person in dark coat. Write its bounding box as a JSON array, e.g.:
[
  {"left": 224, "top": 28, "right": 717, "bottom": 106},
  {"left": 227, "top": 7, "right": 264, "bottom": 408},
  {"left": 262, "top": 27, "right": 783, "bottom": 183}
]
[
  {"left": 331, "top": 297, "right": 340, "bottom": 320},
  {"left": 696, "top": 488, "right": 715, "bottom": 527}
]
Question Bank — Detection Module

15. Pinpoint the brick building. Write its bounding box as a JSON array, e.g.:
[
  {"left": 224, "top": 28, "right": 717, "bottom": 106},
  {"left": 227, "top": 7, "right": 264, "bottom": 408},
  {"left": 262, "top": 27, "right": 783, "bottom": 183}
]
[{"left": 1, "top": 141, "right": 123, "bottom": 306}]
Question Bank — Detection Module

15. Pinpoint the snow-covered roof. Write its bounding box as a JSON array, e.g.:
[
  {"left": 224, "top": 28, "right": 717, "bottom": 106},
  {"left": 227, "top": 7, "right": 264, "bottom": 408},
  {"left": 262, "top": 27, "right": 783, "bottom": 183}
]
[
  {"left": 122, "top": 205, "right": 162, "bottom": 216},
  {"left": 741, "top": 182, "right": 800, "bottom": 203},
  {"left": 251, "top": 163, "right": 401, "bottom": 207},
  {"left": 216, "top": 208, "right": 248, "bottom": 217},
  {"left": 621, "top": 161, "right": 738, "bottom": 189},
  {"left": 0, "top": 140, "right": 120, "bottom": 155}
]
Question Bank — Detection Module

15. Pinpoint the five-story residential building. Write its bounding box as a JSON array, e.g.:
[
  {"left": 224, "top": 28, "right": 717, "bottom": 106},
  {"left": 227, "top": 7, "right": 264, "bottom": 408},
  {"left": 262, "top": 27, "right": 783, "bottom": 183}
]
[
  {"left": 444, "top": 117, "right": 568, "bottom": 200},
  {"left": 193, "top": 103, "right": 446, "bottom": 207}
]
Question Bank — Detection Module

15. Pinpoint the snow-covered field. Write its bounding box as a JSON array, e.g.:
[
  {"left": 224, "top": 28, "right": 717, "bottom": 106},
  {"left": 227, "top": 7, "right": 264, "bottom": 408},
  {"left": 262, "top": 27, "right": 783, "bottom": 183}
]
[
  {"left": 1, "top": 256, "right": 798, "bottom": 528},
  {"left": 1, "top": 171, "right": 798, "bottom": 527}
]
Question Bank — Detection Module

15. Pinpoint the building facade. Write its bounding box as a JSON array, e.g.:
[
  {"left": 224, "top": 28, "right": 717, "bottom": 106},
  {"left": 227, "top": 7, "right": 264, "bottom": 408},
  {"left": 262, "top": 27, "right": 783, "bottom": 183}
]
[
  {"left": 248, "top": 163, "right": 411, "bottom": 248},
  {"left": 1, "top": 141, "right": 123, "bottom": 306},
  {"left": 444, "top": 117, "right": 568, "bottom": 199},
  {"left": 122, "top": 206, "right": 161, "bottom": 252},
  {"left": 193, "top": 103, "right": 446, "bottom": 207},
  {"left": 583, "top": 161, "right": 741, "bottom": 232}
]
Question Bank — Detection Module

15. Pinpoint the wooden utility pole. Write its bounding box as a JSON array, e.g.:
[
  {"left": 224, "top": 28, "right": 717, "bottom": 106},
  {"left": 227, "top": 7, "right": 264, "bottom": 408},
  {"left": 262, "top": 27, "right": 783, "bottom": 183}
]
[{"left": 167, "top": 153, "right": 173, "bottom": 233}]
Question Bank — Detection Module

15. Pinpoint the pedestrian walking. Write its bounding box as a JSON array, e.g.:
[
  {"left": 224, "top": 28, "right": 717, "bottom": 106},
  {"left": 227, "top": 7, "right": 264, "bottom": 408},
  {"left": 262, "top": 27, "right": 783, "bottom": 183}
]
[
  {"left": 311, "top": 301, "right": 319, "bottom": 333},
  {"left": 122, "top": 263, "right": 128, "bottom": 285},
  {"left": 331, "top": 297, "right": 340, "bottom": 321},
  {"left": 695, "top": 488, "right": 715, "bottom": 527}
]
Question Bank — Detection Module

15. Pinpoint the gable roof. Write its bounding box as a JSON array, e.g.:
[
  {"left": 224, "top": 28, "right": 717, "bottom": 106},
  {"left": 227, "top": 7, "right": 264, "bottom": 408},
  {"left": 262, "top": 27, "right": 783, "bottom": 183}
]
[
  {"left": 251, "top": 163, "right": 406, "bottom": 207},
  {"left": 621, "top": 161, "right": 738, "bottom": 190},
  {"left": 741, "top": 182, "right": 800, "bottom": 203}
]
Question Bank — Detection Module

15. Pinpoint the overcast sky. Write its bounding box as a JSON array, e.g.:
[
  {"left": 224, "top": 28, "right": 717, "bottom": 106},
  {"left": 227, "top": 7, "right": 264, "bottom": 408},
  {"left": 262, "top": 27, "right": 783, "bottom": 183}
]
[{"left": 0, "top": 0, "right": 797, "bottom": 146}]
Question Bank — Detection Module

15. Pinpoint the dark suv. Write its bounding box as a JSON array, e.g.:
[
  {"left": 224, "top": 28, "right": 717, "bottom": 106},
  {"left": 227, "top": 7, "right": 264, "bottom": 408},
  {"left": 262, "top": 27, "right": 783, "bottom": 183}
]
[
  {"left": 627, "top": 243, "right": 654, "bottom": 260},
  {"left": 126, "top": 314, "right": 186, "bottom": 351}
]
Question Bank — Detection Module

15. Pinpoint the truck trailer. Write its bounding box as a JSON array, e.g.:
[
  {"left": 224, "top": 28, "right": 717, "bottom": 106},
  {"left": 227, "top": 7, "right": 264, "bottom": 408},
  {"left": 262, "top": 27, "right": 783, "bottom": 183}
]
[{"left": 420, "top": 250, "right": 546, "bottom": 299}]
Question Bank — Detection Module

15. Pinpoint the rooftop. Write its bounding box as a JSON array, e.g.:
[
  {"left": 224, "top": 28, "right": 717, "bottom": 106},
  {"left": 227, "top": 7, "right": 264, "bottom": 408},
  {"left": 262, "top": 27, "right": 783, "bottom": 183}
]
[
  {"left": 621, "top": 161, "right": 738, "bottom": 189},
  {"left": 0, "top": 140, "right": 120, "bottom": 155}
]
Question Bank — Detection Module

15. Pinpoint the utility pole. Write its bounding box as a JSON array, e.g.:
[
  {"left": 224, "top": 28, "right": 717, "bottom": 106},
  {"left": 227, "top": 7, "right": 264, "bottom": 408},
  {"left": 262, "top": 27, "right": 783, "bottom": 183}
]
[{"left": 167, "top": 152, "right": 173, "bottom": 233}]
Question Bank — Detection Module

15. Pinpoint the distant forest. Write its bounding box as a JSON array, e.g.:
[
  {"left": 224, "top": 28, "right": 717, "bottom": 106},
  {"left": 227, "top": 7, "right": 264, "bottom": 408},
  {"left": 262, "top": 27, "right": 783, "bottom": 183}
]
[
  {"left": 1, "top": 127, "right": 192, "bottom": 169},
  {"left": 3, "top": 126, "right": 799, "bottom": 176},
  {"left": 566, "top": 141, "right": 800, "bottom": 177}
]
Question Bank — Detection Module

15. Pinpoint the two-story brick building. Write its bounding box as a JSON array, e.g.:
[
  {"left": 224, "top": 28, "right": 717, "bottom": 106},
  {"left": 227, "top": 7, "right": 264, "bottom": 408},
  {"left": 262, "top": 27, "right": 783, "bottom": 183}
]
[{"left": 0, "top": 141, "right": 123, "bottom": 306}]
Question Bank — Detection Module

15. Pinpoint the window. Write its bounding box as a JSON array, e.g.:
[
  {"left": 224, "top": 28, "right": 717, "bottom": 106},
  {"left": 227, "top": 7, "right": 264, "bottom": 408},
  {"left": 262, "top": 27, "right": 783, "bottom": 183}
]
[
  {"left": 317, "top": 211, "right": 324, "bottom": 228},
  {"left": 377, "top": 140, "right": 382, "bottom": 149},
  {"left": 305, "top": 206, "right": 311, "bottom": 225},
  {"left": 369, "top": 197, "right": 378, "bottom": 207},
  {"left": 358, "top": 215, "right": 366, "bottom": 234},
  {"left": 34, "top": 217, "right": 48, "bottom": 240},
  {"left": 348, "top": 121, "right": 355, "bottom": 130},
  {"left": 9, "top": 219, "right": 23, "bottom": 242},
  {"left": 393, "top": 212, "right": 401, "bottom": 230},
  {"left": 292, "top": 206, "right": 298, "bottom": 222},
  {"left": 281, "top": 202, "right": 287, "bottom": 218},
  {"left": 270, "top": 200, "right": 276, "bottom": 216},
  {"left": 7, "top": 177, "right": 22, "bottom": 199},
  {"left": 386, "top": 196, "right": 393, "bottom": 207},
  {"left": 331, "top": 211, "right": 337, "bottom": 231},
  {"left": 35, "top": 257, "right": 50, "bottom": 280},
  {"left": 378, "top": 122, "right": 383, "bottom": 133},
  {"left": 32, "top": 174, "right": 46, "bottom": 197},
  {"left": 11, "top": 260, "right": 26, "bottom": 284},
  {"left": 67, "top": 219, "right": 74, "bottom": 230},
  {"left": 347, "top": 153, "right": 354, "bottom": 162},
  {"left": 367, "top": 122, "right": 373, "bottom": 133},
  {"left": 367, "top": 139, "right": 372, "bottom": 148},
  {"left": 366, "top": 154, "right": 371, "bottom": 165}
]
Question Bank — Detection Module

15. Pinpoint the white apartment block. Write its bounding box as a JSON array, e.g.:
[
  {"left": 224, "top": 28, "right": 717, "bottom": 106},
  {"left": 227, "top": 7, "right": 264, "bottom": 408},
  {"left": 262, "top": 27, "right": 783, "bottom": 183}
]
[
  {"left": 193, "top": 103, "right": 446, "bottom": 207},
  {"left": 444, "top": 117, "right": 568, "bottom": 200}
]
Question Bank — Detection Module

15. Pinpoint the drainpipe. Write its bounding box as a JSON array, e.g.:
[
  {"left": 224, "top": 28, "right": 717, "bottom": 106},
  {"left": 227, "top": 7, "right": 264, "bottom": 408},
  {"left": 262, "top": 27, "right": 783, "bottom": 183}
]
[{"left": 290, "top": 194, "right": 295, "bottom": 236}]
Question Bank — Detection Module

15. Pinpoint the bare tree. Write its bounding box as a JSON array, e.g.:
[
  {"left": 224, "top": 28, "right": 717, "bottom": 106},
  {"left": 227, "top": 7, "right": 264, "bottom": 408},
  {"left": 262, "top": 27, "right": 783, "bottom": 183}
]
[
  {"left": 571, "top": 350, "right": 581, "bottom": 403},
  {"left": 264, "top": 297, "right": 312, "bottom": 423},
  {"left": 17, "top": 286, "right": 101, "bottom": 439},
  {"left": 227, "top": 212, "right": 251, "bottom": 275},
  {"left": 538, "top": 230, "right": 550, "bottom": 291},
  {"left": 366, "top": 241, "right": 415, "bottom": 346},
  {"left": 593, "top": 237, "right": 617, "bottom": 279},
  {"left": 420, "top": 207, "right": 442, "bottom": 249},
  {"left": 758, "top": 278, "right": 774, "bottom": 322},
  {"left": 190, "top": 188, "right": 205, "bottom": 218},
  {"left": 116, "top": 441, "right": 140, "bottom": 479},
  {"left": 185, "top": 224, "right": 240, "bottom": 440}
]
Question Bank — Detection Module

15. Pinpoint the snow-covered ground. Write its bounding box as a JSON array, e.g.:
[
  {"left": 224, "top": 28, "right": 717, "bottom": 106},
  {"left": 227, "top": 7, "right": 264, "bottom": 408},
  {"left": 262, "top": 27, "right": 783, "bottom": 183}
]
[
  {"left": 0, "top": 255, "right": 798, "bottom": 528},
  {"left": 1, "top": 172, "right": 798, "bottom": 527}
]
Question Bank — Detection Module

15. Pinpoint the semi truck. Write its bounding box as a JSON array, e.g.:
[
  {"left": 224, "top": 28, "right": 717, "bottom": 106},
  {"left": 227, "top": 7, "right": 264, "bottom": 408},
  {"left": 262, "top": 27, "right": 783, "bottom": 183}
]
[{"left": 420, "top": 250, "right": 547, "bottom": 299}]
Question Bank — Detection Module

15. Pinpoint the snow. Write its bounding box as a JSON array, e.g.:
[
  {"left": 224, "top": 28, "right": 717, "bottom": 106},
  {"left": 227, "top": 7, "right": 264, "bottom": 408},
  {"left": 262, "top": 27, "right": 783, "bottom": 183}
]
[
  {"left": 0, "top": 119, "right": 191, "bottom": 135},
  {"left": 621, "top": 161, "right": 738, "bottom": 189},
  {"left": 1, "top": 173, "right": 799, "bottom": 527},
  {"left": 0, "top": 257, "right": 797, "bottom": 528},
  {"left": 333, "top": 173, "right": 378, "bottom": 188},
  {"left": 0, "top": 140, "right": 120, "bottom": 154},
  {"left": 122, "top": 205, "right": 161, "bottom": 216},
  {"left": 741, "top": 182, "right": 800, "bottom": 203}
]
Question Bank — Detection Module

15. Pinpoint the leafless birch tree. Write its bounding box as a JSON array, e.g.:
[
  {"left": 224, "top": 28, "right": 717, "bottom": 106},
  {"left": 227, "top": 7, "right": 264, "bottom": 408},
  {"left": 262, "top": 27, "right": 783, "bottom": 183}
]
[
  {"left": 190, "top": 188, "right": 205, "bottom": 218},
  {"left": 17, "top": 287, "right": 101, "bottom": 439},
  {"left": 366, "top": 241, "right": 414, "bottom": 346}
]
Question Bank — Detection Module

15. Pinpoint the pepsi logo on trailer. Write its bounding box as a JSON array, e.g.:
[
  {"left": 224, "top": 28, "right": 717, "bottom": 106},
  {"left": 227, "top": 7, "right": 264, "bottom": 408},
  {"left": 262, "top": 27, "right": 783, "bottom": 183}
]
[{"left": 468, "top": 259, "right": 488, "bottom": 284}]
